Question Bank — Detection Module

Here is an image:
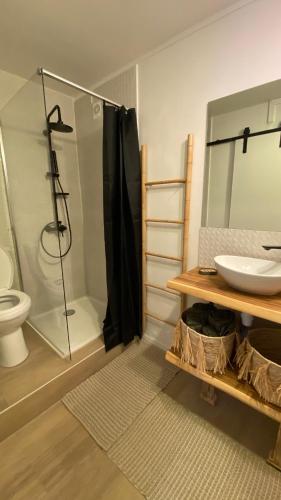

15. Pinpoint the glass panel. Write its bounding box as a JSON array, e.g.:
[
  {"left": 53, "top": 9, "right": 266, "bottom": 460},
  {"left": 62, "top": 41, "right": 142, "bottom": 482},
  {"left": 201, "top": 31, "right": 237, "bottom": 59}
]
[
  {"left": 0, "top": 74, "right": 70, "bottom": 359},
  {"left": 42, "top": 76, "right": 107, "bottom": 355},
  {"left": 229, "top": 134, "right": 281, "bottom": 230}
]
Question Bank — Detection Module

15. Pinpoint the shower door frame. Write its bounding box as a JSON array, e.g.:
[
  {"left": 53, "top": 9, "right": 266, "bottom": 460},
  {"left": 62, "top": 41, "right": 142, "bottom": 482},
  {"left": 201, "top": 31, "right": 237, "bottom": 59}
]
[
  {"left": 40, "top": 74, "right": 72, "bottom": 359},
  {"left": 39, "top": 67, "right": 120, "bottom": 356},
  {"left": 0, "top": 76, "right": 72, "bottom": 360}
]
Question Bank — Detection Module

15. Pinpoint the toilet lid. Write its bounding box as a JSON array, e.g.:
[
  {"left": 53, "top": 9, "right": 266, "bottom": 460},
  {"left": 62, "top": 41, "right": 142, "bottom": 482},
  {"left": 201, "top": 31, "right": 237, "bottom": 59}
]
[{"left": 0, "top": 247, "right": 13, "bottom": 291}]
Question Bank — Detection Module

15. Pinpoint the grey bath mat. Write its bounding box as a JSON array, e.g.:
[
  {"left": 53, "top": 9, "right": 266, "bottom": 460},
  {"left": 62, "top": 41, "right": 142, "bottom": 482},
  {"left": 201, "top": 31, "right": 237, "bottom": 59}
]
[
  {"left": 63, "top": 341, "right": 178, "bottom": 450},
  {"left": 109, "top": 392, "right": 281, "bottom": 500}
]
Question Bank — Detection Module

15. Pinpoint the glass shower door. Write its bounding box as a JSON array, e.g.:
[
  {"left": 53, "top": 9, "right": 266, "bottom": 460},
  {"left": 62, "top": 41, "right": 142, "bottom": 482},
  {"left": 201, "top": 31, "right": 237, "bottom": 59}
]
[
  {"left": 0, "top": 74, "right": 71, "bottom": 358},
  {"left": 41, "top": 75, "right": 108, "bottom": 355}
]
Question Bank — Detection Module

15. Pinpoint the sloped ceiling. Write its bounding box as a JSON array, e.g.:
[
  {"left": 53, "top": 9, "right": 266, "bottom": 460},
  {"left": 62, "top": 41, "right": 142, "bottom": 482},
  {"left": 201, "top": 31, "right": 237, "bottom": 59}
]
[{"left": 0, "top": 0, "right": 244, "bottom": 87}]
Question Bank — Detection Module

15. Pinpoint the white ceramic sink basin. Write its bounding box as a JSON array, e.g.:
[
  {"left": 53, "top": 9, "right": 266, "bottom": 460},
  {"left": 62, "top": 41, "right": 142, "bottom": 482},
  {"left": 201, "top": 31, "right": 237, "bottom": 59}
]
[{"left": 214, "top": 255, "right": 281, "bottom": 296}]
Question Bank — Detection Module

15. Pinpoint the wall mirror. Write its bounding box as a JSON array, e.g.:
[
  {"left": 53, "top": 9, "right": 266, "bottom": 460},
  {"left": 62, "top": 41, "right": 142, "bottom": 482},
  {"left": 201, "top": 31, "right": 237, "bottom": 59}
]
[{"left": 202, "top": 79, "right": 281, "bottom": 231}]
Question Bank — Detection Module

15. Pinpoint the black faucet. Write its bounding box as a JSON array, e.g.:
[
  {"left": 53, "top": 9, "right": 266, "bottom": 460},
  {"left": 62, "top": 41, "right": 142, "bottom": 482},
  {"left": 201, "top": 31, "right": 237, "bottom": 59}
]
[{"left": 262, "top": 245, "right": 281, "bottom": 251}]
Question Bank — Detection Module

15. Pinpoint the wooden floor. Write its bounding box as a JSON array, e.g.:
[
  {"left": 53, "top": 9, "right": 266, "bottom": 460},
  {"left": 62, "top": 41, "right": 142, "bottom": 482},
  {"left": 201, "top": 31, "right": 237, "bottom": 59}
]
[
  {"left": 0, "top": 402, "right": 143, "bottom": 500},
  {"left": 0, "top": 366, "right": 279, "bottom": 499},
  {"left": 0, "top": 323, "right": 103, "bottom": 411}
]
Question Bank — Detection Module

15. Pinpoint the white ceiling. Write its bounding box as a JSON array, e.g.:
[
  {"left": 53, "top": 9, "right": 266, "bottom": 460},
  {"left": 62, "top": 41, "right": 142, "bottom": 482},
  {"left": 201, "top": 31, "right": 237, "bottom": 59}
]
[{"left": 0, "top": 0, "right": 242, "bottom": 88}]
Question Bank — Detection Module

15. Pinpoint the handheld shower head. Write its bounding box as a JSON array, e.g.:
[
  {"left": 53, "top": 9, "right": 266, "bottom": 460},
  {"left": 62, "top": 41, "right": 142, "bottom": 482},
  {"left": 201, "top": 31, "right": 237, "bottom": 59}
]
[{"left": 47, "top": 105, "right": 73, "bottom": 133}]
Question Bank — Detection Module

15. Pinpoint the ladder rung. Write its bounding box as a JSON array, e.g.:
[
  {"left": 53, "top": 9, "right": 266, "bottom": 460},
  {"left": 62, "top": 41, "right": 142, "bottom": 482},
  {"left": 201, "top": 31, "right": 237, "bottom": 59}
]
[
  {"left": 145, "top": 218, "right": 184, "bottom": 224},
  {"left": 145, "top": 311, "right": 176, "bottom": 327},
  {"left": 145, "top": 178, "right": 186, "bottom": 187},
  {"left": 145, "top": 282, "right": 180, "bottom": 296},
  {"left": 146, "top": 252, "right": 183, "bottom": 262}
]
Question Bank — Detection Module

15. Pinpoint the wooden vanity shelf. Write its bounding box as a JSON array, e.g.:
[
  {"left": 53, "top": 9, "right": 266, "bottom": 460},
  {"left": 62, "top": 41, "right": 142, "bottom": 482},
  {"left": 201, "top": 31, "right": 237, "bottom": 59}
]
[
  {"left": 165, "top": 350, "right": 281, "bottom": 423},
  {"left": 165, "top": 267, "right": 281, "bottom": 470},
  {"left": 167, "top": 267, "right": 281, "bottom": 324}
]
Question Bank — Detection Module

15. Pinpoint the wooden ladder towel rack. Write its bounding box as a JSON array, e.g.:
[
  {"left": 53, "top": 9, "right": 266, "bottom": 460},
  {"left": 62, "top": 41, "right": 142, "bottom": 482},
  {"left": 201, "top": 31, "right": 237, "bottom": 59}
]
[{"left": 141, "top": 134, "right": 194, "bottom": 331}]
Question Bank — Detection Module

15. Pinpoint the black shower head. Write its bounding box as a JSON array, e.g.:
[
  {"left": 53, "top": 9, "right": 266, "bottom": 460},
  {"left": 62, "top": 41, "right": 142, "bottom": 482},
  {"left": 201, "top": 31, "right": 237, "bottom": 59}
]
[
  {"left": 47, "top": 104, "right": 73, "bottom": 134},
  {"left": 48, "top": 121, "right": 73, "bottom": 133}
]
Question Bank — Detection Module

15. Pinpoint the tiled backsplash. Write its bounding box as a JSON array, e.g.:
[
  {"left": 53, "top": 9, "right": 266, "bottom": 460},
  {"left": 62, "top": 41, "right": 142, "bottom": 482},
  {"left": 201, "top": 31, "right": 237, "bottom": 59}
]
[{"left": 199, "top": 227, "right": 281, "bottom": 267}]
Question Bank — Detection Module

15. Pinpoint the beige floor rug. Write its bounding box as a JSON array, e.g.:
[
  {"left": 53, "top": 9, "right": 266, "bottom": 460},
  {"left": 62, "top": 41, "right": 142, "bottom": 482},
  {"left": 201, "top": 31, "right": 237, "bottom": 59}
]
[
  {"left": 63, "top": 341, "right": 178, "bottom": 450},
  {"left": 109, "top": 392, "right": 281, "bottom": 500}
]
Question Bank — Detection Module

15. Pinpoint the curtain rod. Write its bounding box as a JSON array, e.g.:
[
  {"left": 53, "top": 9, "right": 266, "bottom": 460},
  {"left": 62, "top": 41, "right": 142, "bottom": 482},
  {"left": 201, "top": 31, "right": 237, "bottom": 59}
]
[
  {"left": 38, "top": 68, "right": 122, "bottom": 108},
  {"left": 207, "top": 125, "right": 281, "bottom": 153}
]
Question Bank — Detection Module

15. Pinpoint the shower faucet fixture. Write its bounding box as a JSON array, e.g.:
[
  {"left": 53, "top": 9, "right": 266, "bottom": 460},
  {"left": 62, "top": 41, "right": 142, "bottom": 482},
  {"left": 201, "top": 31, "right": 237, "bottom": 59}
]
[
  {"left": 45, "top": 221, "right": 68, "bottom": 234},
  {"left": 40, "top": 103, "right": 73, "bottom": 258},
  {"left": 47, "top": 105, "right": 73, "bottom": 133}
]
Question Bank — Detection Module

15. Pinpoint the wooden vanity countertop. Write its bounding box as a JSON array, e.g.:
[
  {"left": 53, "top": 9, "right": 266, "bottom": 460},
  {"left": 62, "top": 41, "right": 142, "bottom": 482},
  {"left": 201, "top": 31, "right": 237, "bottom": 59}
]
[{"left": 167, "top": 267, "right": 281, "bottom": 325}]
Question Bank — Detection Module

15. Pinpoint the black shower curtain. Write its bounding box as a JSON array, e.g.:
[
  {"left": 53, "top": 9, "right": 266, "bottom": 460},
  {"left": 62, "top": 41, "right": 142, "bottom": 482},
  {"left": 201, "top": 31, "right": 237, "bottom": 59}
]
[{"left": 103, "top": 105, "right": 142, "bottom": 351}]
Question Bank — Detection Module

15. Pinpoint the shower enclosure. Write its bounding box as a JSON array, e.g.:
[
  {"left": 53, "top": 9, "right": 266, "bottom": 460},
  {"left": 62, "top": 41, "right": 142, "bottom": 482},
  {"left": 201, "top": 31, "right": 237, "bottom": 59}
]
[{"left": 0, "top": 70, "right": 113, "bottom": 358}]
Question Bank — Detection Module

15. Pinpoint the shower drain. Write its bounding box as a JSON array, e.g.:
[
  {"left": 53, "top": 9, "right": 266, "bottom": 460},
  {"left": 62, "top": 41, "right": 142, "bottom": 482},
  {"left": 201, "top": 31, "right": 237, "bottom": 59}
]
[{"left": 63, "top": 309, "right": 76, "bottom": 316}]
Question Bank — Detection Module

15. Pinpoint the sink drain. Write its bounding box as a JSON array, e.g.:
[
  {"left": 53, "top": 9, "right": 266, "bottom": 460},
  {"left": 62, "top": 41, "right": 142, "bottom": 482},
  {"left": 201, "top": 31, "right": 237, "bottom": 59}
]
[{"left": 63, "top": 309, "right": 76, "bottom": 316}]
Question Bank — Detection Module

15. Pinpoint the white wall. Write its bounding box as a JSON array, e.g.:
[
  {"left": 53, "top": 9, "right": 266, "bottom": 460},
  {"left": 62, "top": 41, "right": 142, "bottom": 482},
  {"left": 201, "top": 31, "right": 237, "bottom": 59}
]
[
  {"left": 44, "top": 89, "right": 86, "bottom": 304},
  {"left": 74, "top": 67, "right": 137, "bottom": 304},
  {"left": 0, "top": 69, "right": 27, "bottom": 288},
  {"left": 138, "top": 0, "right": 281, "bottom": 347},
  {"left": 74, "top": 94, "right": 105, "bottom": 303},
  {"left": 0, "top": 156, "right": 20, "bottom": 289},
  {"left": 0, "top": 69, "right": 26, "bottom": 111},
  {"left": 95, "top": 67, "right": 137, "bottom": 111}
]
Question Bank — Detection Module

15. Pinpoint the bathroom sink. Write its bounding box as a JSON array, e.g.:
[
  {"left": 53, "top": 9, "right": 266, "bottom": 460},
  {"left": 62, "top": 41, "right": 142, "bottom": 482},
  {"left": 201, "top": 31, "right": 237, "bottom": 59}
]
[{"left": 214, "top": 255, "right": 281, "bottom": 296}]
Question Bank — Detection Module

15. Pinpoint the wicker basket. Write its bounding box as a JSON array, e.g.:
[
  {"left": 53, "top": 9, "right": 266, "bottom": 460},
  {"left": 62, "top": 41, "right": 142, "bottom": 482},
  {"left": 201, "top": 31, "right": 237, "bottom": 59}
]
[
  {"left": 172, "top": 317, "right": 236, "bottom": 374},
  {"left": 236, "top": 328, "right": 281, "bottom": 407}
]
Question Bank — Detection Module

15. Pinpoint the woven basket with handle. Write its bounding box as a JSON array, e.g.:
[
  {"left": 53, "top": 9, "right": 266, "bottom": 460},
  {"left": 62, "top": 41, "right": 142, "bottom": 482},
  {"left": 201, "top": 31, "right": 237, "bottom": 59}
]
[
  {"left": 172, "top": 317, "right": 236, "bottom": 374},
  {"left": 236, "top": 328, "right": 281, "bottom": 407}
]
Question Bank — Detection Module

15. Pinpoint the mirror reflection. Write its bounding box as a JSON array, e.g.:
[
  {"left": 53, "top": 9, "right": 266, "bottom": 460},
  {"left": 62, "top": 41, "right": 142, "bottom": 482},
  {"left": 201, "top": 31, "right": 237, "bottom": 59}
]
[{"left": 202, "top": 79, "right": 281, "bottom": 231}]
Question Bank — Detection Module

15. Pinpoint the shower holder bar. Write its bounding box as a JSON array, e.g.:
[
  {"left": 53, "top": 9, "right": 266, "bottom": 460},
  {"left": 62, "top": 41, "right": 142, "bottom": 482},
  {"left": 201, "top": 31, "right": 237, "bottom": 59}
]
[
  {"left": 46, "top": 172, "right": 60, "bottom": 178},
  {"left": 55, "top": 192, "right": 70, "bottom": 197}
]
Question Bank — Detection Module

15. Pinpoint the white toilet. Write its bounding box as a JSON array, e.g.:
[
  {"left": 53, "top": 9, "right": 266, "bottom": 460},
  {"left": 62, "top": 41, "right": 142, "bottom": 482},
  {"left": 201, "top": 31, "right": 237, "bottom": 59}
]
[{"left": 0, "top": 247, "right": 31, "bottom": 367}]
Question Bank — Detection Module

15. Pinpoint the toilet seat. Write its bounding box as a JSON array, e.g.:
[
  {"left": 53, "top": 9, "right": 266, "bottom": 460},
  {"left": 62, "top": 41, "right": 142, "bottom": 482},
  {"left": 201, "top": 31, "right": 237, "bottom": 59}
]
[
  {"left": 0, "top": 248, "right": 31, "bottom": 321},
  {"left": 0, "top": 289, "right": 31, "bottom": 320},
  {"left": 0, "top": 247, "right": 31, "bottom": 318}
]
